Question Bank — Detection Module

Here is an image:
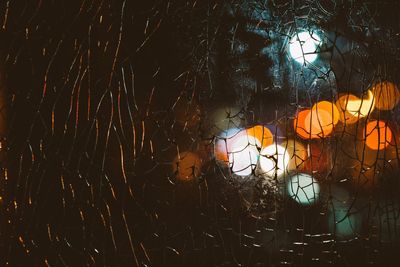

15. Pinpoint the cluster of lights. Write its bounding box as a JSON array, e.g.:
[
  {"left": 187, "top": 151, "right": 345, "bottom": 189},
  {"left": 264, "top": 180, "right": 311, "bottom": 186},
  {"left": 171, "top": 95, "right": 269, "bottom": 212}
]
[
  {"left": 215, "top": 126, "right": 290, "bottom": 178},
  {"left": 172, "top": 77, "right": 399, "bottom": 203},
  {"left": 294, "top": 82, "right": 398, "bottom": 152},
  {"left": 171, "top": 31, "right": 400, "bottom": 211}
]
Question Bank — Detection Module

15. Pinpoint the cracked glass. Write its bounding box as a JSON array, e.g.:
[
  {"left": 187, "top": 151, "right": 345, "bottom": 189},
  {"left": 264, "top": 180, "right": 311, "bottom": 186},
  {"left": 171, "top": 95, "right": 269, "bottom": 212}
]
[{"left": 1, "top": 0, "right": 400, "bottom": 266}]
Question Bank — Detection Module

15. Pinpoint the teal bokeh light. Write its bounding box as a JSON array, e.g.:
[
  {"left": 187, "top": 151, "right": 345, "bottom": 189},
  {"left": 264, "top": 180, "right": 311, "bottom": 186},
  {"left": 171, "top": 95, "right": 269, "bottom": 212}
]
[{"left": 287, "top": 173, "right": 320, "bottom": 205}]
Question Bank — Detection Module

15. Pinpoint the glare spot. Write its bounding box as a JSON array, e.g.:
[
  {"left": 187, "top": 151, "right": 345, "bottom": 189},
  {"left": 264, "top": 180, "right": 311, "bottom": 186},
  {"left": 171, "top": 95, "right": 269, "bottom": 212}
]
[
  {"left": 289, "top": 31, "right": 321, "bottom": 64},
  {"left": 287, "top": 173, "right": 320, "bottom": 205}
]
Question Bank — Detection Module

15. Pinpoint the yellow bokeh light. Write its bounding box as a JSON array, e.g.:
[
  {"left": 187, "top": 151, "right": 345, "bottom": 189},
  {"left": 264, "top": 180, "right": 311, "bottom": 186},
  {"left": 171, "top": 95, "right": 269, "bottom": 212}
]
[
  {"left": 371, "top": 81, "right": 400, "bottom": 110},
  {"left": 281, "top": 139, "right": 308, "bottom": 171},
  {"left": 336, "top": 90, "right": 375, "bottom": 124}
]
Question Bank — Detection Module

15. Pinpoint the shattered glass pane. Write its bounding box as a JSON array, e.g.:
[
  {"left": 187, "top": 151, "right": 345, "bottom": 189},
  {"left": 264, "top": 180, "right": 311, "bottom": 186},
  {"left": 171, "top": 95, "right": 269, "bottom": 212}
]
[{"left": 1, "top": 0, "right": 400, "bottom": 266}]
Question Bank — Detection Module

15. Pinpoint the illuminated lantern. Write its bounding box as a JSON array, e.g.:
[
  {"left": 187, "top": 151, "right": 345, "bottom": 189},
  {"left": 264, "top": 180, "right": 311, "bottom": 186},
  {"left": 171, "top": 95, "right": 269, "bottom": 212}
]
[
  {"left": 364, "top": 120, "right": 393, "bottom": 150},
  {"left": 246, "top": 125, "right": 274, "bottom": 148},
  {"left": 336, "top": 90, "right": 375, "bottom": 124},
  {"left": 289, "top": 31, "right": 321, "bottom": 64},
  {"left": 228, "top": 134, "right": 260, "bottom": 176},
  {"left": 281, "top": 139, "right": 308, "bottom": 171},
  {"left": 287, "top": 173, "right": 320, "bottom": 205},
  {"left": 259, "top": 144, "right": 290, "bottom": 178},
  {"left": 371, "top": 81, "right": 400, "bottom": 110},
  {"left": 172, "top": 152, "right": 202, "bottom": 181}
]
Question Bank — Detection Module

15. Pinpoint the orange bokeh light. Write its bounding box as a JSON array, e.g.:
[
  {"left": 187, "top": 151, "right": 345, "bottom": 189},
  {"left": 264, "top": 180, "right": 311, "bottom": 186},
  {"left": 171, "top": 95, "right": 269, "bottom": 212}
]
[
  {"left": 246, "top": 125, "right": 273, "bottom": 148},
  {"left": 172, "top": 152, "right": 202, "bottom": 181},
  {"left": 294, "top": 109, "right": 311, "bottom": 139},
  {"left": 371, "top": 81, "right": 400, "bottom": 110},
  {"left": 294, "top": 101, "right": 338, "bottom": 139},
  {"left": 364, "top": 120, "right": 393, "bottom": 150},
  {"left": 312, "top": 101, "right": 340, "bottom": 125}
]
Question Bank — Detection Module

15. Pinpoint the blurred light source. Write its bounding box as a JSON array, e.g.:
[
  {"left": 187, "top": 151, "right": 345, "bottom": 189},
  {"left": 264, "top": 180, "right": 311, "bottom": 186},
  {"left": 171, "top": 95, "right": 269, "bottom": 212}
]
[
  {"left": 289, "top": 31, "right": 321, "bottom": 64},
  {"left": 312, "top": 101, "right": 340, "bottom": 126},
  {"left": 336, "top": 90, "right": 375, "bottom": 124},
  {"left": 294, "top": 101, "right": 338, "bottom": 139},
  {"left": 259, "top": 144, "right": 290, "bottom": 178},
  {"left": 211, "top": 106, "right": 243, "bottom": 134},
  {"left": 371, "top": 81, "right": 400, "bottom": 110},
  {"left": 328, "top": 187, "right": 361, "bottom": 239},
  {"left": 281, "top": 139, "right": 308, "bottom": 171},
  {"left": 329, "top": 209, "right": 361, "bottom": 239},
  {"left": 228, "top": 134, "right": 260, "bottom": 176},
  {"left": 215, "top": 127, "right": 243, "bottom": 164},
  {"left": 172, "top": 152, "right": 202, "bottom": 181},
  {"left": 287, "top": 173, "right": 320, "bottom": 205},
  {"left": 246, "top": 125, "right": 273, "bottom": 149},
  {"left": 364, "top": 120, "right": 393, "bottom": 150}
]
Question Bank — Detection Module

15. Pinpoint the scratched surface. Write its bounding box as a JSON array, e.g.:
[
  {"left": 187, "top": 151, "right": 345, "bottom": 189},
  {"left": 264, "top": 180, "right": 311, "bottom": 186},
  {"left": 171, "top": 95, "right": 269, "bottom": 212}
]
[{"left": 1, "top": 1, "right": 400, "bottom": 266}]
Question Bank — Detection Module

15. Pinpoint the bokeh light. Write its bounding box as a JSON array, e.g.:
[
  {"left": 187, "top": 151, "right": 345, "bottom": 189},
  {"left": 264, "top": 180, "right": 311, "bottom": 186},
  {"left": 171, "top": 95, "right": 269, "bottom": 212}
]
[
  {"left": 246, "top": 125, "right": 273, "bottom": 148},
  {"left": 294, "top": 102, "right": 337, "bottom": 139},
  {"left": 312, "top": 101, "right": 340, "bottom": 126},
  {"left": 328, "top": 187, "right": 362, "bottom": 239},
  {"left": 289, "top": 31, "right": 321, "bottom": 64},
  {"left": 172, "top": 152, "right": 202, "bottom": 181},
  {"left": 281, "top": 139, "right": 308, "bottom": 171},
  {"left": 259, "top": 144, "right": 290, "bottom": 178},
  {"left": 214, "top": 127, "right": 243, "bottom": 163},
  {"left": 371, "top": 81, "right": 400, "bottom": 110},
  {"left": 336, "top": 90, "right": 375, "bottom": 124},
  {"left": 287, "top": 173, "right": 320, "bottom": 205},
  {"left": 209, "top": 106, "right": 243, "bottom": 137},
  {"left": 364, "top": 120, "right": 393, "bottom": 150},
  {"left": 228, "top": 134, "right": 260, "bottom": 176}
]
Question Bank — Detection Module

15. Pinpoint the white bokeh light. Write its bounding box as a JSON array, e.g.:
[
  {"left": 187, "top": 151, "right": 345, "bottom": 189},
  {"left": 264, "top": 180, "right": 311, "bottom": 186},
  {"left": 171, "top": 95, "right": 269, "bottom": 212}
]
[
  {"left": 289, "top": 31, "right": 321, "bottom": 64},
  {"left": 259, "top": 144, "right": 290, "bottom": 178},
  {"left": 287, "top": 173, "right": 320, "bottom": 205},
  {"left": 228, "top": 134, "right": 260, "bottom": 176}
]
